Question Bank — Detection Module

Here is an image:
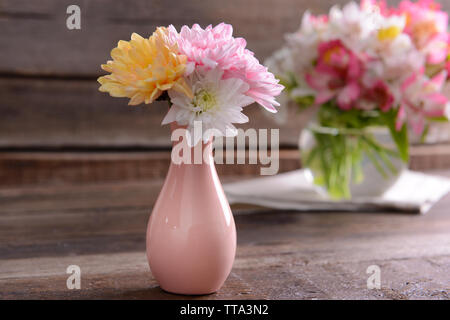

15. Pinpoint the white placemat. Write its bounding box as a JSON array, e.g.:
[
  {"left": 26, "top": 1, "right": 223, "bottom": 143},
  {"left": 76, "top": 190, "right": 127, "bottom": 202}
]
[{"left": 223, "top": 169, "right": 450, "bottom": 214}]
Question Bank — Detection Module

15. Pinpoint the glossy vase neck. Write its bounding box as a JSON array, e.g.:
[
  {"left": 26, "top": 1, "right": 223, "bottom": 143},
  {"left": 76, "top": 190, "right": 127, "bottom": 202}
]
[{"left": 169, "top": 121, "right": 214, "bottom": 169}]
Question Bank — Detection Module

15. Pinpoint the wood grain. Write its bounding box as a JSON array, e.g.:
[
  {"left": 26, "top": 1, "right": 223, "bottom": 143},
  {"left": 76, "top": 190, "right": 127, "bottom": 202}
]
[
  {"left": 0, "top": 171, "right": 449, "bottom": 299},
  {"left": 0, "top": 0, "right": 325, "bottom": 76},
  {"left": 2, "top": 0, "right": 450, "bottom": 76},
  {"left": 0, "top": 144, "right": 449, "bottom": 188},
  {"left": 1, "top": 2, "right": 450, "bottom": 300},
  {"left": 0, "top": 0, "right": 318, "bottom": 149},
  {"left": 0, "top": 150, "right": 301, "bottom": 187},
  {"left": 0, "top": 78, "right": 312, "bottom": 148},
  {"left": 1, "top": 0, "right": 450, "bottom": 149},
  {"left": 0, "top": 77, "right": 448, "bottom": 149}
]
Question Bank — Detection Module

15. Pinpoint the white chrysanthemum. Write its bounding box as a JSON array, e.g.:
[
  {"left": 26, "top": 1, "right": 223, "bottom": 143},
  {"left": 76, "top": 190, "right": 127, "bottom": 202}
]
[
  {"left": 264, "top": 47, "right": 294, "bottom": 83},
  {"left": 284, "top": 11, "right": 325, "bottom": 75},
  {"left": 162, "top": 68, "right": 254, "bottom": 145}
]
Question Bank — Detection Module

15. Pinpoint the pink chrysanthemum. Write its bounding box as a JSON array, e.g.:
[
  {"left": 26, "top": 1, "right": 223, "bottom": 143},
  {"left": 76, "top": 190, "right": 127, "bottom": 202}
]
[{"left": 171, "top": 23, "right": 284, "bottom": 112}]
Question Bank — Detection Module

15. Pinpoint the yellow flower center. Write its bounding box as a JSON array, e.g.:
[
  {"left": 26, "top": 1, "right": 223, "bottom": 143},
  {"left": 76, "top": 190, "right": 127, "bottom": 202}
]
[
  {"left": 377, "top": 26, "right": 402, "bottom": 41},
  {"left": 323, "top": 46, "right": 344, "bottom": 65},
  {"left": 193, "top": 89, "right": 217, "bottom": 114}
]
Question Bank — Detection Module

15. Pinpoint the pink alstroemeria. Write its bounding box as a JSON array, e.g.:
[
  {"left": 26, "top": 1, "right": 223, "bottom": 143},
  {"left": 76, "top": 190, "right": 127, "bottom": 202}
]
[
  {"left": 398, "top": 0, "right": 449, "bottom": 64},
  {"left": 172, "top": 23, "right": 284, "bottom": 112},
  {"left": 398, "top": 69, "right": 450, "bottom": 134},
  {"left": 306, "top": 39, "right": 363, "bottom": 110},
  {"left": 357, "top": 80, "right": 394, "bottom": 111}
]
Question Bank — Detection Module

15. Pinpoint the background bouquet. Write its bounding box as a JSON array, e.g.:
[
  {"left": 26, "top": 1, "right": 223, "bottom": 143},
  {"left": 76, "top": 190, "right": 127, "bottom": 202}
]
[{"left": 267, "top": 0, "right": 450, "bottom": 198}]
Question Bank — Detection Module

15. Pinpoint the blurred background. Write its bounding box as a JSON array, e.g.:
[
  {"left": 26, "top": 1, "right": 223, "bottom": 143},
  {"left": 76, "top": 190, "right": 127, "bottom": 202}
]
[{"left": 1, "top": 0, "right": 450, "bottom": 188}]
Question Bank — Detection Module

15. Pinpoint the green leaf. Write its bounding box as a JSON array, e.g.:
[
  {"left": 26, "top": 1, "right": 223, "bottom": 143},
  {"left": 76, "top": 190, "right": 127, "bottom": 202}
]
[
  {"left": 278, "top": 72, "right": 298, "bottom": 93},
  {"left": 293, "top": 95, "right": 315, "bottom": 109},
  {"left": 381, "top": 109, "right": 409, "bottom": 163},
  {"left": 420, "top": 124, "right": 429, "bottom": 143},
  {"left": 427, "top": 116, "right": 449, "bottom": 122}
]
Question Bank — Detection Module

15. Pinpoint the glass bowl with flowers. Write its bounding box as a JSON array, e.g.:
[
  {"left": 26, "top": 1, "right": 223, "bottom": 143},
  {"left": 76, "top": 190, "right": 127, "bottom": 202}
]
[{"left": 266, "top": 0, "right": 450, "bottom": 199}]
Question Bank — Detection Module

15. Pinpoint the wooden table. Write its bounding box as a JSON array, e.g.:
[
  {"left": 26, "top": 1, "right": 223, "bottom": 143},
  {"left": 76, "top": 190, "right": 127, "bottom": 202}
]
[{"left": 1, "top": 173, "right": 450, "bottom": 300}]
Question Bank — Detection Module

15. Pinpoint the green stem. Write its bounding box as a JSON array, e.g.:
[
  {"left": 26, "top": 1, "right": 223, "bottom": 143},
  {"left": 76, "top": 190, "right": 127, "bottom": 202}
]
[{"left": 301, "top": 103, "right": 411, "bottom": 199}]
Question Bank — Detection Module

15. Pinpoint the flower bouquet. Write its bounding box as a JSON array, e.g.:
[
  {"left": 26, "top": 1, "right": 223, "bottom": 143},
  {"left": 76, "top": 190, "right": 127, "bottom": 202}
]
[
  {"left": 98, "top": 23, "right": 282, "bottom": 294},
  {"left": 266, "top": 0, "right": 450, "bottom": 199}
]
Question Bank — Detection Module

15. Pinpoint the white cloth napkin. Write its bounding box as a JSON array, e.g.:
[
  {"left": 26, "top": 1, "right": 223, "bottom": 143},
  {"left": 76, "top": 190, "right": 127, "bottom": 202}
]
[{"left": 223, "top": 169, "right": 450, "bottom": 214}]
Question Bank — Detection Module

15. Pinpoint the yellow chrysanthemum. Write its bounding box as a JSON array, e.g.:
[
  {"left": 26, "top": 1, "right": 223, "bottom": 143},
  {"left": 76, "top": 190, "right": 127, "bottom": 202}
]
[{"left": 98, "top": 27, "right": 192, "bottom": 105}]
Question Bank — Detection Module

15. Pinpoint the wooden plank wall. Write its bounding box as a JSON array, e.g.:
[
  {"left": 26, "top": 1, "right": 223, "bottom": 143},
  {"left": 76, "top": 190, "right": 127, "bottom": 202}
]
[
  {"left": 2, "top": 0, "right": 449, "bottom": 150},
  {"left": 0, "top": 0, "right": 318, "bottom": 149},
  {"left": 0, "top": 0, "right": 450, "bottom": 188}
]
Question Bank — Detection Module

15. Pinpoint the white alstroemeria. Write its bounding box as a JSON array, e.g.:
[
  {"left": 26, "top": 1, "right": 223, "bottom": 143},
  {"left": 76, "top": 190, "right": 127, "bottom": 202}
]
[
  {"left": 327, "top": 1, "right": 379, "bottom": 52},
  {"left": 367, "top": 13, "right": 424, "bottom": 83},
  {"left": 264, "top": 48, "right": 293, "bottom": 125},
  {"left": 264, "top": 47, "right": 294, "bottom": 85},
  {"left": 285, "top": 11, "right": 328, "bottom": 75},
  {"left": 162, "top": 68, "right": 254, "bottom": 146},
  {"left": 369, "top": 14, "right": 408, "bottom": 56},
  {"left": 293, "top": 10, "right": 330, "bottom": 42}
]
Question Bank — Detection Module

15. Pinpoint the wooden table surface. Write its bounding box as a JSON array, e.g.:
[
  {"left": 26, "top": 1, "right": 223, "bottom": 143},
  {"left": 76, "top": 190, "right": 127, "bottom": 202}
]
[{"left": 1, "top": 172, "right": 450, "bottom": 300}]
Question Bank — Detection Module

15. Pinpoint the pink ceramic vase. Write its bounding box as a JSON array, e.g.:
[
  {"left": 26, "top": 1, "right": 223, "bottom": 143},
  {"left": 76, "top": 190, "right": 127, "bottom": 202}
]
[{"left": 146, "top": 123, "right": 236, "bottom": 295}]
